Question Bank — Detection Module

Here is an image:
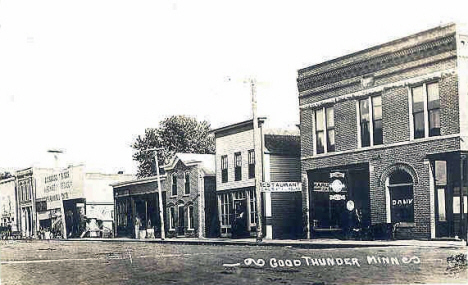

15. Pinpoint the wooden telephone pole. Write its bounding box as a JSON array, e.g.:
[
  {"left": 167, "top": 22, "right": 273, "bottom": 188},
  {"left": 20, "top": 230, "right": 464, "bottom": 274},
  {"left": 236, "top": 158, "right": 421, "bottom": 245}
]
[
  {"left": 250, "top": 78, "right": 263, "bottom": 242},
  {"left": 142, "top": 148, "right": 165, "bottom": 240}
]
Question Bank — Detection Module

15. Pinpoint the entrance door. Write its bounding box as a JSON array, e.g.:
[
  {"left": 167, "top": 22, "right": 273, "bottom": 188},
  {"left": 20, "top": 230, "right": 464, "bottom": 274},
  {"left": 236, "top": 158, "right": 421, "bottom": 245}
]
[
  {"left": 435, "top": 186, "right": 453, "bottom": 237},
  {"left": 178, "top": 206, "right": 185, "bottom": 236}
]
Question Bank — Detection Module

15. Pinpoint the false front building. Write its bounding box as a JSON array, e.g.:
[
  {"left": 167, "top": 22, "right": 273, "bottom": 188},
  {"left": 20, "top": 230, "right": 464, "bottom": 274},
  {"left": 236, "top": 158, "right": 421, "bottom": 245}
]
[
  {"left": 15, "top": 165, "right": 132, "bottom": 238},
  {"left": 212, "top": 119, "right": 302, "bottom": 239},
  {"left": 298, "top": 23, "right": 468, "bottom": 240}
]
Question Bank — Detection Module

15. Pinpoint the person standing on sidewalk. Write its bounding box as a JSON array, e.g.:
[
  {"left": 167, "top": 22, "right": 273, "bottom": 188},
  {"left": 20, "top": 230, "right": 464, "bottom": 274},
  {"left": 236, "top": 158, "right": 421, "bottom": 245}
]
[{"left": 134, "top": 216, "right": 142, "bottom": 239}]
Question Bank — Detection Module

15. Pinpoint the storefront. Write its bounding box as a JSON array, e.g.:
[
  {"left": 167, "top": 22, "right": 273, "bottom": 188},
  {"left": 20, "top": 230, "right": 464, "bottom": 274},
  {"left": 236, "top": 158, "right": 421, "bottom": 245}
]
[
  {"left": 113, "top": 176, "right": 166, "bottom": 238},
  {"left": 307, "top": 164, "right": 370, "bottom": 238},
  {"left": 427, "top": 151, "right": 468, "bottom": 239},
  {"left": 218, "top": 187, "right": 257, "bottom": 238}
]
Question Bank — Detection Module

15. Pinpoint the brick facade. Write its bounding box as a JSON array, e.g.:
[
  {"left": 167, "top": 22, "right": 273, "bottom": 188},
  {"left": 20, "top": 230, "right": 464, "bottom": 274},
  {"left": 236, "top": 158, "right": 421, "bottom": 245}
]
[
  {"left": 298, "top": 23, "right": 468, "bottom": 240},
  {"left": 164, "top": 154, "right": 216, "bottom": 238}
]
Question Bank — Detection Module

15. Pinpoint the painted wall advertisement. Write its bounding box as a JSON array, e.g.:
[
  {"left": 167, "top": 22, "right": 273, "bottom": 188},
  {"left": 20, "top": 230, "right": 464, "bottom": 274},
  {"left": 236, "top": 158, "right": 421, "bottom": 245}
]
[{"left": 36, "top": 165, "right": 85, "bottom": 210}]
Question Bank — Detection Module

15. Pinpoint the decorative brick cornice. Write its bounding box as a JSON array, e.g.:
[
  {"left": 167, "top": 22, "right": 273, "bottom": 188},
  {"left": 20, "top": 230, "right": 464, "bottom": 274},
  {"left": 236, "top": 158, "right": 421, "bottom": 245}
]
[
  {"left": 299, "top": 69, "right": 456, "bottom": 110},
  {"left": 297, "top": 35, "right": 456, "bottom": 93}
]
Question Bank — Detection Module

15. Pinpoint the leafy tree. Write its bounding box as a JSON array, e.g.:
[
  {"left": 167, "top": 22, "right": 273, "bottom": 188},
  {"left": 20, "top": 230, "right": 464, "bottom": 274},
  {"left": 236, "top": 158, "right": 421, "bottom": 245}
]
[
  {"left": 132, "top": 115, "right": 215, "bottom": 178},
  {"left": 0, "top": 172, "right": 12, "bottom": 180}
]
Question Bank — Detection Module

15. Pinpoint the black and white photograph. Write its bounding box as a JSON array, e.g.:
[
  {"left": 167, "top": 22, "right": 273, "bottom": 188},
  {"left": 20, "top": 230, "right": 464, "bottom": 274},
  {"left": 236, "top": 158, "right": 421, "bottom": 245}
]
[{"left": 0, "top": 1, "right": 467, "bottom": 284}]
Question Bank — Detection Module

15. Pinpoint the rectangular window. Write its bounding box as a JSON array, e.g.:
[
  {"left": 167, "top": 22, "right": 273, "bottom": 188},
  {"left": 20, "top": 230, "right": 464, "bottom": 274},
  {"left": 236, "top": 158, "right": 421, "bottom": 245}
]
[
  {"left": 314, "top": 107, "right": 335, "bottom": 154},
  {"left": 234, "top": 152, "right": 242, "bottom": 181},
  {"left": 187, "top": 205, "right": 194, "bottom": 229},
  {"left": 437, "top": 188, "right": 446, "bottom": 222},
  {"left": 427, "top": 83, "right": 440, "bottom": 137},
  {"left": 411, "top": 82, "right": 440, "bottom": 139},
  {"left": 359, "top": 98, "right": 371, "bottom": 147},
  {"left": 315, "top": 108, "right": 325, "bottom": 154},
  {"left": 412, "top": 86, "right": 425, "bottom": 139},
  {"left": 184, "top": 173, "right": 190, "bottom": 195},
  {"left": 117, "top": 200, "right": 128, "bottom": 226},
  {"left": 249, "top": 188, "right": 257, "bottom": 225},
  {"left": 220, "top": 193, "right": 231, "bottom": 226},
  {"left": 372, "top": 96, "right": 383, "bottom": 145},
  {"left": 326, "top": 107, "right": 335, "bottom": 152},
  {"left": 248, "top": 150, "right": 255, "bottom": 179},
  {"left": 221, "top": 155, "right": 228, "bottom": 183},
  {"left": 172, "top": 175, "right": 177, "bottom": 196}
]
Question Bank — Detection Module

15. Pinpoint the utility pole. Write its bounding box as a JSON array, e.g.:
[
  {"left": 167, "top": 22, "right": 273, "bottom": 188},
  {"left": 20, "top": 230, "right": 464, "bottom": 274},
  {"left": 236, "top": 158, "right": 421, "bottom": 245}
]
[
  {"left": 48, "top": 149, "right": 67, "bottom": 239},
  {"left": 143, "top": 148, "right": 166, "bottom": 240},
  {"left": 250, "top": 78, "right": 263, "bottom": 242}
]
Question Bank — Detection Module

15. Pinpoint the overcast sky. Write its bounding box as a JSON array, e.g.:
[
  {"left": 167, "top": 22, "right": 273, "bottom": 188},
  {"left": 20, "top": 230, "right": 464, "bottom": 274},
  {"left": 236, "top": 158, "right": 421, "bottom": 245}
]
[{"left": 0, "top": 0, "right": 466, "bottom": 174}]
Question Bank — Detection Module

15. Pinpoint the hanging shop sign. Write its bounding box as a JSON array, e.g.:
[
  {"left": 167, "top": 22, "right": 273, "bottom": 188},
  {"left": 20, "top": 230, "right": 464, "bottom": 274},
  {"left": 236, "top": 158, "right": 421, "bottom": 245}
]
[
  {"left": 330, "top": 179, "right": 345, "bottom": 193},
  {"left": 262, "top": 182, "right": 302, "bottom": 192}
]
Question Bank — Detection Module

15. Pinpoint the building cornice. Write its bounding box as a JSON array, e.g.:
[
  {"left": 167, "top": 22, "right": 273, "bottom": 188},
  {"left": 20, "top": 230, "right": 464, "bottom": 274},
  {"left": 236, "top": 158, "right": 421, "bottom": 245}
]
[
  {"left": 298, "top": 34, "right": 456, "bottom": 93},
  {"left": 299, "top": 68, "right": 456, "bottom": 110}
]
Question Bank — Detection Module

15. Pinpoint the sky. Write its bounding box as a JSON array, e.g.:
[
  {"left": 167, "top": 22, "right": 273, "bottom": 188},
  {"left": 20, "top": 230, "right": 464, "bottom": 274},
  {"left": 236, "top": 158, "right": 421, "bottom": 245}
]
[{"left": 0, "top": 0, "right": 467, "bottom": 174}]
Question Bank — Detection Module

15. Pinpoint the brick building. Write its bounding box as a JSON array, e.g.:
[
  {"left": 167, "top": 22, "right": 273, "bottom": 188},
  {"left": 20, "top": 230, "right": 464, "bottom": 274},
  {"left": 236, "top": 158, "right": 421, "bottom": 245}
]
[
  {"left": 298, "top": 23, "right": 468, "bottom": 240},
  {"left": 212, "top": 119, "right": 302, "bottom": 239},
  {"left": 163, "top": 153, "right": 217, "bottom": 238}
]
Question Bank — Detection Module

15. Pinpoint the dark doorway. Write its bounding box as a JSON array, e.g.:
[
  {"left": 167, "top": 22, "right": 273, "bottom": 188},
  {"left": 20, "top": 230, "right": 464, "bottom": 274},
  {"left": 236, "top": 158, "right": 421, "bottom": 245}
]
[{"left": 178, "top": 206, "right": 185, "bottom": 236}]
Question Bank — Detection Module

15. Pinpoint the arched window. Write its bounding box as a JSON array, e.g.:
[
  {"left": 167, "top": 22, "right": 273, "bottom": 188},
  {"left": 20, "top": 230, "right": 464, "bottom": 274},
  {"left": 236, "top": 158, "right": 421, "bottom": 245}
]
[{"left": 388, "top": 170, "right": 414, "bottom": 223}]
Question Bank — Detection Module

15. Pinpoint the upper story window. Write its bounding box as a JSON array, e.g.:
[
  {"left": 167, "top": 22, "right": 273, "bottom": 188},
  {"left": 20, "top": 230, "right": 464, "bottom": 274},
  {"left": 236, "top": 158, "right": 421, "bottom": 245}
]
[
  {"left": 234, "top": 152, "right": 242, "bottom": 181},
  {"left": 358, "top": 95, "right": 383, "bottom": 147},
  {"left": 314, "top": 106, "right": 334, "bottom": 154},
  {"left": 221, "top": 155, "right": 228, "bottom": 183},
  {"left": 184, "top": 172, "right": 190, "bottom": 195},
  {"left": 411, "top": 82, "right": 440, "bottom": 139},
  {"left": 171, "top": 174, "right": 177, "bottom": 196},
  {"left": 248, "top": 149, "right": 255, "bottom": 179}
]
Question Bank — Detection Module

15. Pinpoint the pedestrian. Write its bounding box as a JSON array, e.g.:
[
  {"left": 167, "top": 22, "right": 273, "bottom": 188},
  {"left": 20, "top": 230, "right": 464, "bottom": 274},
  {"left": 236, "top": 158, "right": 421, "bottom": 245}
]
[{"left": 134, "top": 216, "right": 142, "bottom": 239}]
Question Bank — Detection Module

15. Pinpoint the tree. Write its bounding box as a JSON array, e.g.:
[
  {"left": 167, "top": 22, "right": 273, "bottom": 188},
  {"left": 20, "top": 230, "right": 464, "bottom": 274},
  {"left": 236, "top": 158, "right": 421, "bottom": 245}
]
[
  {"left": 132, "top": 115, "right": 215, "bottom": 178},
  {"left": 0, "top": 172, "right": 12, "bottom": 180}
]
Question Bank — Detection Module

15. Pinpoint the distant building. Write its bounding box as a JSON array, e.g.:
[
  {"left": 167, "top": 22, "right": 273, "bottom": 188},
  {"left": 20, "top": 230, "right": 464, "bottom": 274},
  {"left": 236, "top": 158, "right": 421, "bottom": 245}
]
[
  {"left": 0, "top": 177, "right": 18, "bottom": 231},
  {"left": 297, "top": 23, "right": 468, "bottom": 240},
  {"left": 15, "top": 165, "right": 133, "bottom": 238},
  {"left": 212, "top": 119, "right": 302, "bottom": 239},
  {"left": 163, "top": 153, "right": 217, "bottom": 238}
]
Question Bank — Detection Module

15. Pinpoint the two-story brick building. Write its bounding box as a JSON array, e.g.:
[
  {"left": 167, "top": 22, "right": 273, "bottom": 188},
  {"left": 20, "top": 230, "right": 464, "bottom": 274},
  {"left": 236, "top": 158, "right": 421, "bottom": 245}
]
[
  {"left": 298, "top": 23, "right": 468, "bottom": 240},
  {"left": 212, "top": 119, "right": 302, "bottom": 239},
  {"left": 164, "top": 153, "right": 217, "bottom": 238}
]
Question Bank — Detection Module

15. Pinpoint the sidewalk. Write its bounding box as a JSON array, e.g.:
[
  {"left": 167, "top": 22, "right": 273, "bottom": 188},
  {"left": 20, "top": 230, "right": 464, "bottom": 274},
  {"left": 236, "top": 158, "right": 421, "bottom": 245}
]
[{"left": 67, "top": 236, "right": 467, "bottom": 249}]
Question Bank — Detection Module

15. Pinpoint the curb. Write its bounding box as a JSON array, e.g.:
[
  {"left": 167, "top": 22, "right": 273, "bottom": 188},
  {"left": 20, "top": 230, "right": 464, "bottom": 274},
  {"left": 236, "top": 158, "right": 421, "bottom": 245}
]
[{"left": 60, "top": 238, "right": 466, "bottom": 249}]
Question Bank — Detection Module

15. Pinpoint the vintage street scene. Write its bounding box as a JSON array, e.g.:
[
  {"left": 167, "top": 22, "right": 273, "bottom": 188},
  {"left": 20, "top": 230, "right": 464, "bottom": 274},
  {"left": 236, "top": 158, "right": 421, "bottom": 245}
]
[{"left": 1, "top": 1, "right": 468, "bottom": 284}]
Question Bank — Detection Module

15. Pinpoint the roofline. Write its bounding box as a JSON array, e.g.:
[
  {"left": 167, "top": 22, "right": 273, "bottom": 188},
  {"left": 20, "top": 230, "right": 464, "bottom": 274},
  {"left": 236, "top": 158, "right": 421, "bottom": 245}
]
[
  {"left": 111, "top": 175, "right": 167, "bottom": 188},
  {"left": 210, "top": 117, "right": 267, "bottom": 134},
  {"left": 0, "top": 177, "right": 16, "bottom": 184},
  {"left": 298, "top": 22, "right": 456, "bottom": 74}
]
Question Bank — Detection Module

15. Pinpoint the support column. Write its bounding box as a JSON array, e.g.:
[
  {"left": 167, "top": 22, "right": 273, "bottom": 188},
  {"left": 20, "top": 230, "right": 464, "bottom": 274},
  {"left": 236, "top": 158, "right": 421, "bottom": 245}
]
[{"left": 461, "top": 154, "right": 467, "bottom": 243}]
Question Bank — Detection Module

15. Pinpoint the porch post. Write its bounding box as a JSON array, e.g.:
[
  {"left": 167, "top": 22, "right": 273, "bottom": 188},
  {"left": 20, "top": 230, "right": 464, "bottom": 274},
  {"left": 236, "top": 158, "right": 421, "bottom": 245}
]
[{"left": 460, "top": 154, "right": 466, "bottom": 242}]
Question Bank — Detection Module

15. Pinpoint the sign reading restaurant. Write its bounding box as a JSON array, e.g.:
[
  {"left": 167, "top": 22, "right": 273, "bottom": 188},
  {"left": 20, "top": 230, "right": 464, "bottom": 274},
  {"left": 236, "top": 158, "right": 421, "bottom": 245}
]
[{"left": 262, "top": 182, "right": 302, "bottom": 192}]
